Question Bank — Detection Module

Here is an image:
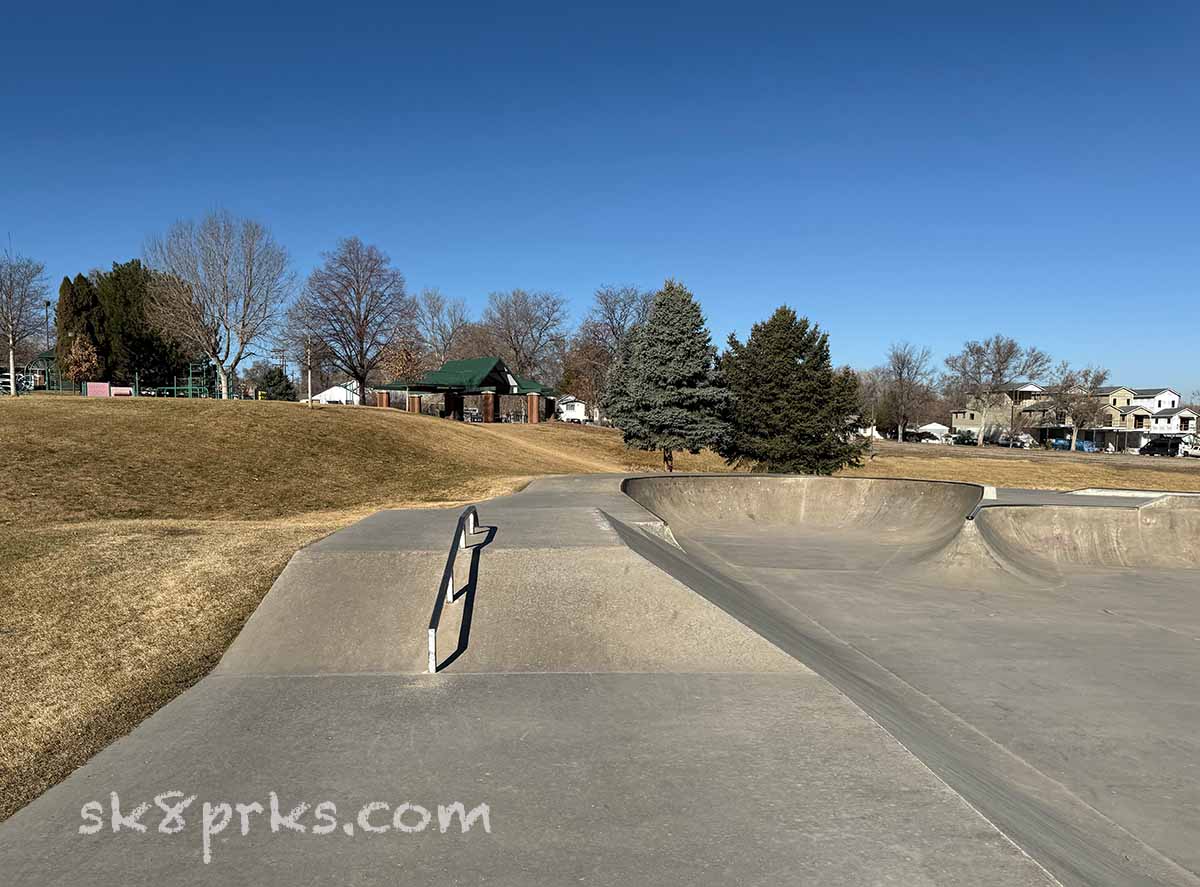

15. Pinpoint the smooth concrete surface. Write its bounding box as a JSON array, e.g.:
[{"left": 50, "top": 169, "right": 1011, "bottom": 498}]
[
  {"left": 623, "top": 474, "right": 1200, "bottom": 887},
  {"left": 0, "top": 474, "right": 1056, "bottom": 886},
  {"left": 1, "top": 674, "right": 1053, "bottom": 887}
]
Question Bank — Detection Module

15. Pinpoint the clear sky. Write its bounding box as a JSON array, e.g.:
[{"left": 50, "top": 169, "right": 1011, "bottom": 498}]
[{"left": 3, "top": 1, "right": 1198, "bottom": 396}]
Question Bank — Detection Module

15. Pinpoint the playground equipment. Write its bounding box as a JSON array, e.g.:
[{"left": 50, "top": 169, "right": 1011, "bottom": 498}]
[
  {"left": 155, "top": 361, "right": 225, "bottom": 398},
  {"left": 0, "top": 371, "right": 35, "bottom": 393}
]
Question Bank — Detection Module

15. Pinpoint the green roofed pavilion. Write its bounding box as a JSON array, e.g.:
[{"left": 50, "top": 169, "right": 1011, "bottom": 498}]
[
  {"left": 375, "top": 356, "right": 555, "bottom": 423},
  {"left": 376, "top": 356, "right": 554, "bottom": 396}
]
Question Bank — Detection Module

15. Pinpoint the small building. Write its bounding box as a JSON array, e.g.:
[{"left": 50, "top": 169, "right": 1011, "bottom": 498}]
[
  {"left": 918, "top": 422, "right": 950, "bottom": 440},
  {"left": 376, "top": 357, "right": 555, "bottom": 423},
  {"left": 556, "top": 395, "right": 594, "bottom": 423},
  {"left": 304, "top": 382, "right": 367, "bottom": 405}
]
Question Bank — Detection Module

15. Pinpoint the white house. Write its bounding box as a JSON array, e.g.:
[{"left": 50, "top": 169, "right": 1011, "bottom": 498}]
[
  {"left": 918, "top": 422, "right": 950, "bottom": 440},
  {"left": 1130, "top": 388, "right": 1182, "bottom": 412},
  {"left": 556, "top": 395, "right": 595, "bottom": 423},
  {"left": 1149, "top": 406, "right": 1197, "bottom": 437},
  {"left": 304, "top": 381, "right": 367, "bottom": 405}
]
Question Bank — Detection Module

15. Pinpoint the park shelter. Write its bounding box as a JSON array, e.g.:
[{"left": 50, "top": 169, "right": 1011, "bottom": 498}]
[{"left": 376, "top": 356, "right": 556, "bottom": 422}]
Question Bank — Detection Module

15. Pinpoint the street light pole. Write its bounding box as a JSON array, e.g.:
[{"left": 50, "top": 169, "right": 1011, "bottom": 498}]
[
  {"left": 44, "top": 300, "right": 51, "bottom": 351},
  {"left": 306, "top": 338, "right": 313, "bottom": 409}
]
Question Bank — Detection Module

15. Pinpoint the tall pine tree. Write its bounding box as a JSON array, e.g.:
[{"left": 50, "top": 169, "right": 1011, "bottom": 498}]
[
  {"left": 617, "top": 279, "right": 729, "bottom": 471},
  {"left": 55, "top": 274, "right": 107, "bottom": 377},
  {"left": 600, "top": 324, "right": 645, "bottom": 441},
  {"left": 95, "top": 260, "right": 183, "bottom": 386},
  {"left": 719, "top": 306, "right": 865, "bottom": 474}
]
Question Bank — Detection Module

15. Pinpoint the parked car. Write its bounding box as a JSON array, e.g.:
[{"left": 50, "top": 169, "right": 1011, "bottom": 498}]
[
  {"left": 1048, "top": 438, "right": 1071, "bottom": 450},
  {"left": 997, "top": 432, "right": 1034, "bottom": 449},
  {"left": 1074, "top": 440, "right": 1098, "bottom": 453},
  {"left": 952, "top": 430, "right": 977, "bottom": 446},
  {"left": 1138, "top": 438, "right": 1181, "bottom": 457},
  {"left": 1181, "top": 435, "right": 1200, "bottom": 458}
]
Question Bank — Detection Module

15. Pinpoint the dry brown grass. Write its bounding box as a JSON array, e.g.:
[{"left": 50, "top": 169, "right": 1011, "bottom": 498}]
[
  {"left": 840, "top": 440, "right": 1200, "bottom": 492},
  {"left": 0, "top": 397, "right": 722, "bottom": 819}
]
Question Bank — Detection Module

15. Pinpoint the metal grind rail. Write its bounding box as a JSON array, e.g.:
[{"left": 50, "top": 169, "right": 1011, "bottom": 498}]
[{"left": 427, "top": 505, "right": 484, "bottom": 673}]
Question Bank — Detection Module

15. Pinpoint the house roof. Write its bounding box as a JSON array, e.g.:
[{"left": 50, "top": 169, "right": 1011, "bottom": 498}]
[
  {"left": 376, "top": 356, "right": 555, "bottom": 395},
  {"left": 1117, "top": 404, "right": 1152, "bottom": 415},
  {"left": 1153, "top": 407, "right": 1197, "bottom": 418},
  {"left": 1131, "top": 387, "right": 1178, "bottom": 397}
]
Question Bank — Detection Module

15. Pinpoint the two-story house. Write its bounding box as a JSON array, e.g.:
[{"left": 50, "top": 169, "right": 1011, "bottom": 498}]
[
  {"left": 949, "top": 383, "right": 1046, "bottom": 439},
  {"left": 953, "top": 383, "right": 1195, "bottom": 452}
]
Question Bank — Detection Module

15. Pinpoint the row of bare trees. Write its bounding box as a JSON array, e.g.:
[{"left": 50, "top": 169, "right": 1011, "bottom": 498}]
[
  {"left": 2, "top": 209, "right": 703, "bottom": 410},
  {"left": 137, "top": 210, "right": 592, "bottom": 399},
  {"left": 861, "top": 335, "right": 1110, "bottom": 447}
]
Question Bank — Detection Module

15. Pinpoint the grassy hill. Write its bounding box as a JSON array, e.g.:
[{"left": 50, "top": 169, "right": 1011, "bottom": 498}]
[{"left": 0, "top": 397, "right": 724, "bottom": 819}]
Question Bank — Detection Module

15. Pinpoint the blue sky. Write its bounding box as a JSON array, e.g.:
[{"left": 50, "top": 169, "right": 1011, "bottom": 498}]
[{"left": 3, "top": 1, "right": 1198, "bottom": 395}]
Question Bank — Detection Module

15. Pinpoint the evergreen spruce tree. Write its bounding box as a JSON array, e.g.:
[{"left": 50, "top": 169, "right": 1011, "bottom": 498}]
[
  {"left": 620, "top": 279, "right": 729, "bottom": 471},
  {"left": 55, "top": 274, "right": 106, "bottom": 376},
  {"left": 261, "top": 366, "right": 298, "bottom": 401},
  {"left": 56, "top": 263, "right": 184, "bottom": 386},
  {"left": 95, "top": 260, "right": 184, "bottom": 386},
  {"left": 719, "top": 306, "right": 865, "bottom": 474},
  {"left": 600, "top": 324, "right": 645, "bottom": 441}
]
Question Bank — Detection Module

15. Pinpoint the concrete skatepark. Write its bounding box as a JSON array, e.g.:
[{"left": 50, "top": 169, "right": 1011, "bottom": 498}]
[{"left": 2, "top": 474, "right": 1198, "bottom": 886}]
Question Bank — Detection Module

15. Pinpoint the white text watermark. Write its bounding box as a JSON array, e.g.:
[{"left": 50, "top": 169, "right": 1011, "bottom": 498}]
[{"left": 78, "top": 792, "right": 491, "bottom": 863}]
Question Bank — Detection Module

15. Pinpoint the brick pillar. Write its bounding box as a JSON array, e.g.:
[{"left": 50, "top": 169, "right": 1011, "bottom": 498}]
[
  {"left": 481, "top": 391, "right": 496, "bottom": 423},
  {"left": 406, "top": 394, "right": 422, "bottom": 413},
  {"left": 527, "top": 393, "right": 540, "bottom": 424},
  {"left": 375, "top": 391, "right": 389, "bottom": 408}
]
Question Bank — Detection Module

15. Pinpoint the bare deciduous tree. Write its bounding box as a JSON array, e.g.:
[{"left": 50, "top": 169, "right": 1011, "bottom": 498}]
[
  {"left": 415, "top": 287, "right": 470, "bottom": 367},
  {"left": 586, "top": 284, "right": 652, "bottom": 357},
  {"left": 855, "top": 367, "right": 888, "bottom": 447},
  {"left": 288, "top": 237, "right": 415, "bottom": 403},
  {"left": 145, "top": 210, "right": 292, "bottom": 398},
  {"left": 560, "top": 322, "right": 610, "bottom": 415},
  {"left": 1043, "top": 363, "right": 1110, "bottom": 450},
  {"left": 482, "top": 289, "right": 568, "bottom": 379},
  {"left": 0, "top": 248, "right": 48, "bottom": 396},
  {"left": 447, "top": 322, "right": 500, "bottom": 362},
  {"left": 884, "top": 342, "right": 935, "bottom": 443},
  {"left": 943, "top": 335, "right": 1051, "bottom": 446}
]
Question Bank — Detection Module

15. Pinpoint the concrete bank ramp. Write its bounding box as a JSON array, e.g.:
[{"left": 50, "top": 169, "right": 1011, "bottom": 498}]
[
  {"left": 975, "top": 496, "right": 1200, "bottom": 575},
  {"left": 624, "top": 474, "right": 983, "bottom": 571},
  {"left": 217, "top": 486, "right": 802, "bottom": 676},
  {"left": 624, "top": 474, "right": 1200, "bottom": 580}
]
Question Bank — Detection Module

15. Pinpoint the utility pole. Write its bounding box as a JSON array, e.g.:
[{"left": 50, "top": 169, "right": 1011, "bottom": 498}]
[
  {"left": 306, "top": 338, "right": 313, "bottom": 409},
  {"left": 44, "top": 300, "right": 51, "bottom": 351}
]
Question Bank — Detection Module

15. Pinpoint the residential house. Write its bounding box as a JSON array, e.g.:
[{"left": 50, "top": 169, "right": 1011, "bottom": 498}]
[
  {"left": 949, "top": 383, "right": 1047, "bottom": 439},
  {"left": 953, "top": 382, "right": 1195, "bottom": 452}
]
